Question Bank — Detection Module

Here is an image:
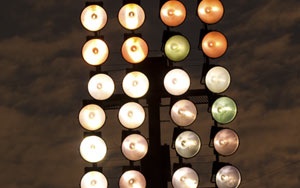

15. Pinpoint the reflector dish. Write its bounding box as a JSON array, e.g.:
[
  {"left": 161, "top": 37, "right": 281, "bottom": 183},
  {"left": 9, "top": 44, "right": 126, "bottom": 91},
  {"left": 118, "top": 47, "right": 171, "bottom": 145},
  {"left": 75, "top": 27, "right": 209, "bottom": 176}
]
[
  {"left": 119, "top": 170, "right": 146, "bottom": 188},
  {"left": 122, "top": 71, "right": 149, "bottom": 98},
  {"left": 164, "top": 68, "right": 190, "bottom": 96},
  {"left": 121, "top": 134, "right": 148, "bottom": 161},
  {"left": 118, "top": 3, "right": 145, "bottom": 30},
  {"left": 197, "top": 0, "right": 224, "bottom": 24},
  {"left": 172, "top": 167, "right": 199, "bottom": 188},
  {"left": 81, "top": 5, "right": 107, "bottom": 31},
  {"left": 80, "top": 135, "right": 107, "bottom": 163},
  {"left": 164, "top": 35, "right": 190, "bottom": 62},
  {"left": 175, "top": 130, "right": 201, "bottom": 158},
  {"left": 211, "top": 96, "right": 237, "bottom": 124},
  {"left": 214, "top": 129, "right": 239, "bottom": 156},
  {"left": 82, "top": 38, "right": 109, "bottom": 66},
  {"left": 171, "top": 99, "right": 197, "bottom": 127},
  {"left": 88, "top": 74, "right": 115, "bottom": 100},
  {"left": 205, "top": 66, "right": 230, "bottom": 93},
  {"left": 202, "top": 31, "right": 227, "bottom": 58},
  {"left": 79, "top": 104, "right": 106, "bottom": 131},
  {"left": 216, "top": 165, "right": 241, "bottom": 188},
  {"left": 122, "top": 36, "right": 148, "bottom": 64},
  {"left": 80, "top": 171, "right": 108, "bottom": 188},
  {"left": 160, "top": 0, "right": 186, "bottom": 27},
  {"left": 119, "top": 102, "right": 145, "bottom": 129}
]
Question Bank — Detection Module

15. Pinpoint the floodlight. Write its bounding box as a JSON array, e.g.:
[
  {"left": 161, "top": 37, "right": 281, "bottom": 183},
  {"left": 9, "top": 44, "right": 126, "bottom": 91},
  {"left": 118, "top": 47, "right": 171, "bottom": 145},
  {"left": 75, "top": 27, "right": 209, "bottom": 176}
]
[
  {"left": 88, "top": 73, "right": 115, "bottom": 100},
  {"left": 211, "top": 96, "right": 237, "bottom": 124},
  {"left": 118, "top": 3, "right": 145, "bottom": 30},
  {"left": 214, "top": 128, "right": 239, "bottom": 156},
  {"left": 197, "top": 0, "right": 224, "bottom": 24},
  {"left": 81, "top": 4, "right": 107, "bottom": 31},
  {"left": 122, "top": 71, "right": 149, "bottom": 98},
  {"left": 164, "top": 68, "right": 190, "bottom": 96},
  {"left": 175, "top": 130, "right": 201, "bottom": 158},
  {"left": 160, "top": 0, "right": 186, "bottom": 27},
  {"left": 80, "top": 171, "right": 108, "bottom": 188},
  {"left": 172, "top": 167, "right": 199, "bottom": 188},
  {"left": 122, "top": 36, "right": 148, "bottom": 64},
  {"left": 121, "top": 134, "right": 148, "bottom": 161},
  {"left": 82, "top": 38, "right": 109, "bottom": 66},
  {"left": 79, "top": 104, "right": 106, "bottom": 131},
  {"left": 202, "top": 31, "right": 227, "bottom": 58},
  {"left": 216, "top": 165, "right": 241, "bottom": 188},
  {"left": 119, "top": 102, "right": 145, "bottom": 129},
  {"left": 119, "top": 170, "right": 146, "bottom": 188},
  {"left": 205, "top": 66, "right": 231, "bottom": 93},
  {"left": 164, "top": 35, "right": 190, "bottom": 62},
  {"left": 80, "top": 135, "right": 107, "bottom": 163},
  {"left": 171, "top": 99, "right": 197, "bottom": 127}
]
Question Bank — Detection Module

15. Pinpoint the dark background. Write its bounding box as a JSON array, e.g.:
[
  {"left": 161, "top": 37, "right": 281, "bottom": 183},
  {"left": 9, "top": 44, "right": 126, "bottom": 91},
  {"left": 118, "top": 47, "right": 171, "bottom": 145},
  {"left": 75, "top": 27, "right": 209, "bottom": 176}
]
[{"left": 0, "top": 0, "right": 299, "bottom": 187}]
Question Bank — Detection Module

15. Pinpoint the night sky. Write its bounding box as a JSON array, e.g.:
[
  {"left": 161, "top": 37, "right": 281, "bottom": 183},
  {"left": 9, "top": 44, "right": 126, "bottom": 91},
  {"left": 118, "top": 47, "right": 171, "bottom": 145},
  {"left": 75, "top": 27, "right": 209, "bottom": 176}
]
[{"left": 0, "top": 0, "right": 299, "bottom": 188}]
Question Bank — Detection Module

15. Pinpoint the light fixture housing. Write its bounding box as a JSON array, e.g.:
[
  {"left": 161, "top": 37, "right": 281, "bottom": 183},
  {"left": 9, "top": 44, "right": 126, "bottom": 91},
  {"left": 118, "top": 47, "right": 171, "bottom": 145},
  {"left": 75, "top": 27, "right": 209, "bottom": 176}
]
[
  {"left": 121, "top": 133, "right": 148, "bottom": 161},
  {"left": 82, "top": 38, "right": 109, "bottom": 66},
  {"left": 211, "top": 96, "right": 237, "bottom": 124},
  {"left": 164, "top": 68, "right": 190, "bottom": 96},
  {"left": 80, "top": 135, "right": 107, "bottom": 163},
  {"left": 214, "top": 128, "right": 240, "bottom": 156},
  {"left": 172, "top": 167, "right": 199, "bottom": 188},
  {"left": 118, "top": 3, "right": 145, "bottom": 30},
  {"left": 175, "top": 130, "right": 201, "bottom": 158},
  {"left": 171, "top": 99, "right": 197, "bottom": 127},
  {"left": 164, "top": 34, "right": 190, "bottom": 62},
  {"left": 122, "top": 71, "right": 149, "bottom": 98},
  {"left": 205, "top": 66, "right": 231, "bottom": 93},
  {"left": 88, "top": 73, "right": 115, "bottom": 100},
  {"left": 118, "top": 102, "right": 145, "bottom": 129},
  {"left": 121, "top": 36, "right": 148, "bottom": 64},
  {"left": 197, "top": 0, "right": 224, "bottom": 24},
  {"left": 79, "top": 104, "right": 106, "bottom": 131},
  {"left": 80, "top": 171, "right": 108, "bottom": 188},
  {"left": 119, "top": 170, "right": 146, "bottom": 188},
  {"left": 160, "top": 0, "right": 186, "bottom": 27},
  {"left": 202, "top": 31, "right": 227, "bottom": 58},
  {"left": 216, "top": 165, "right": 241, "bottom": 188},
  {"left": 81, "top": 4, "right": 107, "bottom": 31}
]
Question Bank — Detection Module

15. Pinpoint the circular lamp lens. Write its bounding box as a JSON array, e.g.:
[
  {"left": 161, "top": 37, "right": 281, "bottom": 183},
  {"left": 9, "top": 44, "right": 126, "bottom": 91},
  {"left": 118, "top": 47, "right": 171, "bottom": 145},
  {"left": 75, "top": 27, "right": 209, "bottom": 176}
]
[
  {"left": 119, "top": 170, "right": 146, "bottom": 188},
  {"left": 205, "top": 66, "right": 230, "bottom": 93},
  {"left": 171, "top": 99, "right": 197, "bottom": 127},
  {"left": 80, "top": 171, "right": 108, "bottom": 188},
  {"left": 164, "top": 68, "right": 190, "bottom": 96},
  {"left": 122, "top": 71, "right": 149, "bottom": 98},
  {"left": 80, "top": 135, "right": 107, "bottom": 163},
  {"left": 82, "top": 38, "right": 109, "bottom": 66},
  {"left": 164, "top": 35, "right": 190, "bottom": 62},
  {"left": 211, "top": 97, "right": 237, "bottom": 124},
  {"left": 197, "top": 0, "right": 224, "bottom": 24},
  {"left": 81, "top": 5, "right": 107, "bottom": 31},
  {"left": 79, "top": 104, "right": 106, "bottom": 131},
  {"left": 175, "top": 130, "right": 201, "bottom": 158},
  {"left": 216, "top": 165, "right": 241, "bottom": 188},
  {"left": 119, "top": 102, "right": 145, "bottom": 129},
  {"left": 202, "top": 31, "right": 227, "bottom": 58},
  {"left": 160, "top": 0, "right": 186, "bottom": 27},
  {"left": 172, "top": 167, "right": 199, "bottom": 188},
  {"left": 214, "top": 129, "right": 239, "bottom": 156},
  {"left": 118, "top": 3, "right": 145, "bottom": 30},
  {"left": 121, "top": 134, "right": 148, "bottom": 161},
  {"left": 88, "top": 74, "right": 115, "bottom": 100},
  {"left": 121, "top": 36, "right": 148, "bottom": 64}
]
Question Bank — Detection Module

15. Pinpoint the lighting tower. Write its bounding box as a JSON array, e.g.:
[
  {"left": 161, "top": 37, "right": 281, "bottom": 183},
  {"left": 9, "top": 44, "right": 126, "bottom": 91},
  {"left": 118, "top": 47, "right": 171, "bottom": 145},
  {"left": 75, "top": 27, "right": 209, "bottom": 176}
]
[{"left": 78, "top": 0, "right": 241, "bottom": 188}]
